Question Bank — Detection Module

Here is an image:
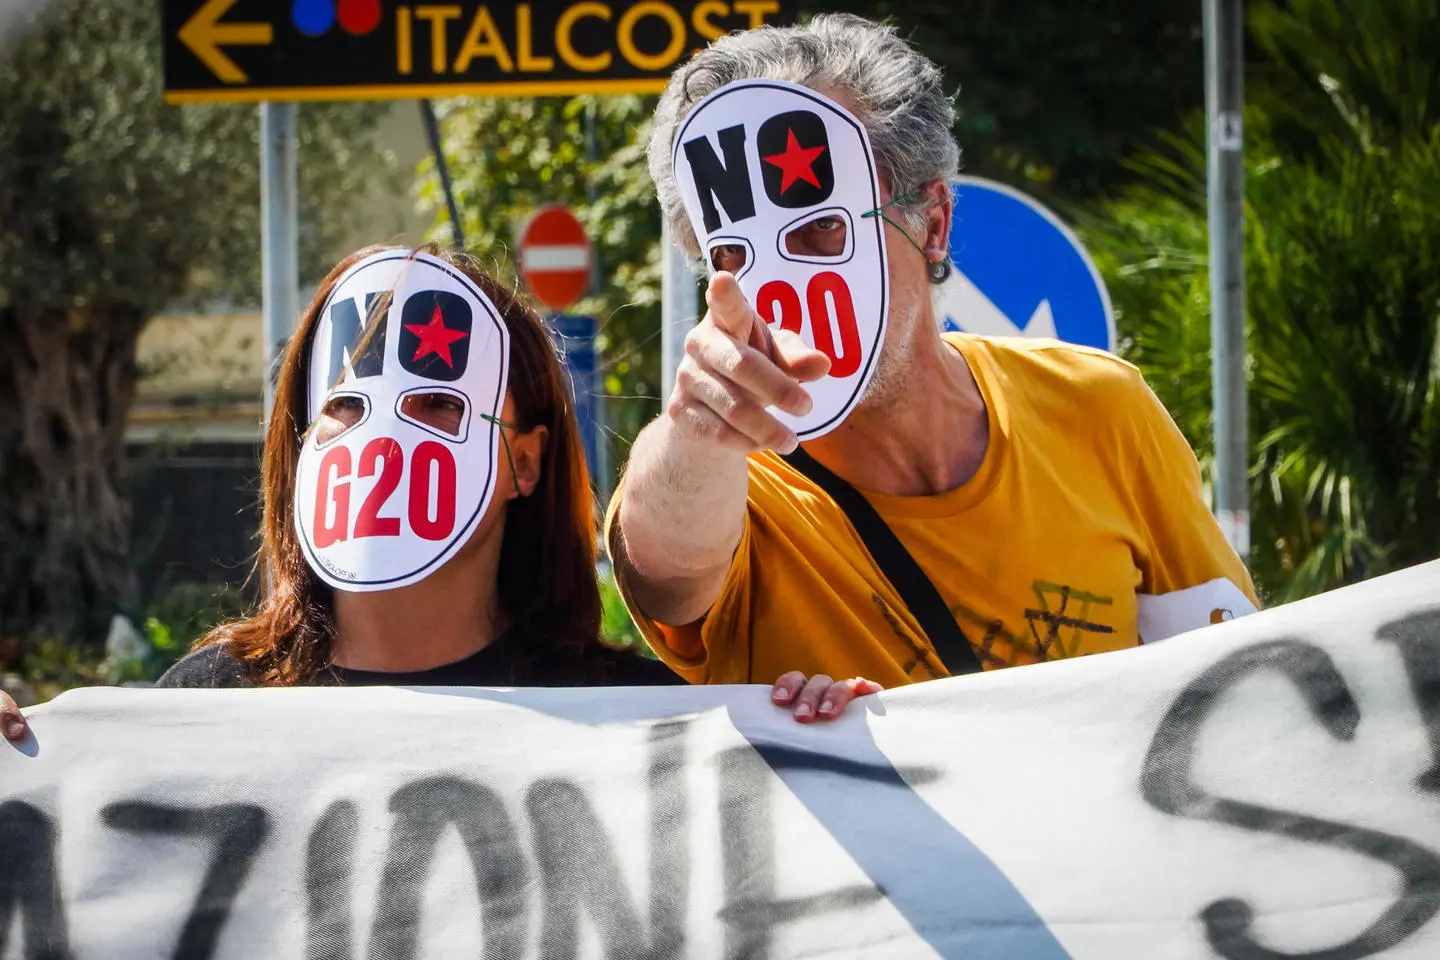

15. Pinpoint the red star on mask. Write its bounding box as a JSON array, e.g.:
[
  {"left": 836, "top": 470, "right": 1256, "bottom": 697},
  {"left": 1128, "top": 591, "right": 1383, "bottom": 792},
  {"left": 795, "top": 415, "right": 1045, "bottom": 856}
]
[
  {"left": 763, "top": 129, "right": 827, "bottom": 194},
  {"left": 405, "top": 304, "right": 468, "bottom": 367}
]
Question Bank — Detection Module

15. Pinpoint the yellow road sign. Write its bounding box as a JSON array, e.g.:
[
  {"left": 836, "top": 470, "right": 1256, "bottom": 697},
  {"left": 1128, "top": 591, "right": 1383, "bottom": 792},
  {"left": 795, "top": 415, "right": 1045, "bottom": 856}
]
[{"left": 162, "top": 1, "right": 797, "bottom": 104}]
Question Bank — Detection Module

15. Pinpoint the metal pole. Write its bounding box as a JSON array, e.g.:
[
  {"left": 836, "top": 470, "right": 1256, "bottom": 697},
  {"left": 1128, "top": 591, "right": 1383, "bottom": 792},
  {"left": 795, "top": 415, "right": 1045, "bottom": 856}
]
[
  {"left": 585, "top": 98, "right": 612, "bottom": 503},
  {"left": 260, "top": 102, "right": 299, "bottom": 424},
  {"left": 1204, "top": 0, "right": 1248, "bottom": 557},
  {"left": 585, "top": 99, "right": 602, "bottom": 291},
  {"left": 660, "top": 218, "right": 698, "bottom": 397},
  {"left": 420, "top": 100, "right": 465, "bottom": 250}
]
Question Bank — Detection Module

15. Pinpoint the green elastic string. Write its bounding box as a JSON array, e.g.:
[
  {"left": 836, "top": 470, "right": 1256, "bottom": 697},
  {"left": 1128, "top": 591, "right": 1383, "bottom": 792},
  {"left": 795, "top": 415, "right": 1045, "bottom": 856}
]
[
  {"left": 476, "top": 412, "right": 522, "bottom": 486},
  {"left": 860, "top": 190, "right": 930, "bottom": 260}
]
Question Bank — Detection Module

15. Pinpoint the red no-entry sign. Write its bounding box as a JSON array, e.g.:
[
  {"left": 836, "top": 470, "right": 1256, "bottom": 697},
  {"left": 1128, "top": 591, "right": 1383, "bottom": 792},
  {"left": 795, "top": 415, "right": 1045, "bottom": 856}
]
[{"left": 518, "top": 205, "right": 592, "bottom": 313}]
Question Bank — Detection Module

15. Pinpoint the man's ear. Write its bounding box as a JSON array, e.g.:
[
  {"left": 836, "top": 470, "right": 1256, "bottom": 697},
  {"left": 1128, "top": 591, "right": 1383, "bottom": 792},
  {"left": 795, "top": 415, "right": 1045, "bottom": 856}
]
[
  {"left": 508, "top": 425, "right": 549, "bottom": 499},
  {"left": 920, "top": 179, "right": 953, "bottom": 264}
]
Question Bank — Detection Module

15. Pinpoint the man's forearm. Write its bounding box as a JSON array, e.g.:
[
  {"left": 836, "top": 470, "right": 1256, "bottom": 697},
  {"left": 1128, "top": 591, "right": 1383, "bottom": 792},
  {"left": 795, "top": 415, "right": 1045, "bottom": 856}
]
[
  {"left": 616, "top": 416, "right": 750, "bottom": 625},
  {"left": 616, "top": 269, "right": 826, "bottom": 625}
]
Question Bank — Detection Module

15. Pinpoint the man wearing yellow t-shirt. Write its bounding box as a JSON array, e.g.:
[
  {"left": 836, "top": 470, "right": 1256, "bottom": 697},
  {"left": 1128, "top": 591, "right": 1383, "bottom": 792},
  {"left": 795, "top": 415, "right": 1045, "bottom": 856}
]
[{"left": 608, "top": 15, "right": 1258, "bottom": 717}]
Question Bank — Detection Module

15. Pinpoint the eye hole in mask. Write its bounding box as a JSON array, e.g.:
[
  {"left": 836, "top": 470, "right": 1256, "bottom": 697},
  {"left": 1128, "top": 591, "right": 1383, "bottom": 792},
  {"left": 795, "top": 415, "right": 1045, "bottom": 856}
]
[
  {"left": 707, "top": 237, "right": 753, "bottom": 278},
  {"left": 314, "top": 393, "right": 368, "bottom": 447},
  {"left": 781, "top": 209, "right": 854, "bottom": 264},
  {"left": 398, "top": 388, "right": 470, "bottom": 441}
]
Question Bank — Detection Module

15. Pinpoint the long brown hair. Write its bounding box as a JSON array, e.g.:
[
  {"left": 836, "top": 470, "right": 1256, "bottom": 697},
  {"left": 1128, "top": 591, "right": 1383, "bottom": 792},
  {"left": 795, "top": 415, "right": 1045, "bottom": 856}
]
[{"left": 203, "top": 244, "right": 605, "bottom": 684}]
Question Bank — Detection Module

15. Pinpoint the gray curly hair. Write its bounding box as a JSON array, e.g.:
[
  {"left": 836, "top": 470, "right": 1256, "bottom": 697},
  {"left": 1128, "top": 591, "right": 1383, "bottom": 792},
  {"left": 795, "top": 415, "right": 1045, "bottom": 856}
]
[{"left": 647, "top": 13, "right": 960, "bottom": 283}]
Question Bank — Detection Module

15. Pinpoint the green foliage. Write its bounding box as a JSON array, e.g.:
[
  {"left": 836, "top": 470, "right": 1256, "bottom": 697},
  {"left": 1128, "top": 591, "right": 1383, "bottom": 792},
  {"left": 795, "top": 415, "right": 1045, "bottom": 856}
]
[
  {"left": 418, "top": 96, "right": 664, "bottom": 480},
  {"left": 1247, "top": 0, "right": 1440, "bottom": 159},
  {"left": 0, "top": 0, "right": 393, "bottom": 645},
  {"left": 15, "top": 639, "right": 107, "bottom": 702},
  {"left": 599, "top": 566, "right": 649, "bottom": 654},
  {"left": 14, "top": 581, "right": 247, "bottom": 693},
  {"left": 125, "top": 581, "right": 246, "bottom": 681},
  {"left": 0, "top": 0, "right": 397, "bottom": 312},
  {"left": 818, "top": 0, "right": 1211, "bottom": 201},
  {"left": 1084, "top": 0, "right": 1440, "bottom": 602}
]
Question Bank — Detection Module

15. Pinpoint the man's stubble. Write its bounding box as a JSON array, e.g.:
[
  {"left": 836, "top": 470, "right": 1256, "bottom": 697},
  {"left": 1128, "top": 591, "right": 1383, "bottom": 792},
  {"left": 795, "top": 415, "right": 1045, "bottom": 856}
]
[{"left": 856, "top": 291, "right": 925, "bottom": 412}]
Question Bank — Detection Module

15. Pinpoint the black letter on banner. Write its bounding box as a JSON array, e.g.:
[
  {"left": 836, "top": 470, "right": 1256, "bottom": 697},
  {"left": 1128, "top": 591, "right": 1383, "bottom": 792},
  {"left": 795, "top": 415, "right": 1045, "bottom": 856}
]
[
  {"left": 368, "top": 776, "right": 527, "bottom": 960},
  {"left": 306, "top": 800, "right": 359, "bottom": 960},
  {"left": 0, "top": 801, "right": 70, "bottom": 960},
  {"left": 1140, "top": 639, "right": 1440, "bottom": 959},
  {"left": 682, "top": 126, "right": 755, "bottom": 234},
  {"left": 716, "top": 747, "right": 881, "bottom": 960},
  {"left": 1378, "top": 609, "right": 1440, "bottom": 795},
  {"left": 525, "top": 721, "right": 690, "bottom": 960},
  {"left": 102, "top": 802, "right": 271, "bottom": 960}
]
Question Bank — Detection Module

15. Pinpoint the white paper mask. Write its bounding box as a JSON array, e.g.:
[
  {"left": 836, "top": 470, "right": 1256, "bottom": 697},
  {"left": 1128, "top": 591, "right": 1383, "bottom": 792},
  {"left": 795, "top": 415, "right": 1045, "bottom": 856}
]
[
  {"left": 672, "top": 80, "right": 889, "bottom": 439},
  {"left": 294, "top": 250, "right": 510, "bottom": 592}
]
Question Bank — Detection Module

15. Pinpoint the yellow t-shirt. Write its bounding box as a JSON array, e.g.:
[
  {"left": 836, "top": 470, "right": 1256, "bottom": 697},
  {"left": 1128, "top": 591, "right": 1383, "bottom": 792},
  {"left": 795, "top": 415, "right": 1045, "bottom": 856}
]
[{"left": 607, "top": 334, "right": 1259, "bottom": 686}]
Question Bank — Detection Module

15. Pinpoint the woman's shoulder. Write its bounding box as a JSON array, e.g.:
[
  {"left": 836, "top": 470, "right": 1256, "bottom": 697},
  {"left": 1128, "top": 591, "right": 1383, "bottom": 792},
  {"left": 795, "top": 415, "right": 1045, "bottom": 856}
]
[{"left": 153, "top": 644, "right": 255, "bottom": 689}]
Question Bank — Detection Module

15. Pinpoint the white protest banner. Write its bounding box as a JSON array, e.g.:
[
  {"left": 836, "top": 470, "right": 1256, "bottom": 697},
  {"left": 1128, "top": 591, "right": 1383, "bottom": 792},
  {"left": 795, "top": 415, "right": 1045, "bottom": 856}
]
[{"left": 3, "top": 561, "right": 1440, "bottom": 960}]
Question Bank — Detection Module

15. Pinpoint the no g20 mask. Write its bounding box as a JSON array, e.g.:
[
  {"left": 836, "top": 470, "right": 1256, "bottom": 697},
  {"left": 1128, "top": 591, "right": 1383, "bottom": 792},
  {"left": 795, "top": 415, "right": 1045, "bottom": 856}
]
[
  {"left": 672, "top": 80, "right": 890, "bottom": 440},
  {"left": 294, "top": 250, "right": 510, "bottom": 592}
]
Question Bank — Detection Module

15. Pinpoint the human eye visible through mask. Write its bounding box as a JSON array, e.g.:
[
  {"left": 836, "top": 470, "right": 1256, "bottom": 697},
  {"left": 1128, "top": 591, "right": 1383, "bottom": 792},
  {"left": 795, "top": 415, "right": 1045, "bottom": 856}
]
[
  {"left": 707, "top": 241, "right": 750, "bottom": 275},
  {"left": 399, "top": 391, "right": 466, "bottom": 438},
  {"left": 784, "top": 212, "right": 850, "bottom": 259},
  {"left": 315, "top": 394, "right": 367, "bottom": 445}
]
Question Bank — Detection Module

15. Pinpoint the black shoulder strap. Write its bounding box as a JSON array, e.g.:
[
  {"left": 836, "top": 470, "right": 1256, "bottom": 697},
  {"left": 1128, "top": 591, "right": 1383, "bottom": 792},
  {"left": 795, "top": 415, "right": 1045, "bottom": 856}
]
[{"left": 783, "top": 448, "right": 983, "bottom": 676}]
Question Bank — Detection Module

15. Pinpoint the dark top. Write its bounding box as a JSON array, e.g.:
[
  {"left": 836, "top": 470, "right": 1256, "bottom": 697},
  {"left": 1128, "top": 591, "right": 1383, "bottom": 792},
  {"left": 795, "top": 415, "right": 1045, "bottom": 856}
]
[{"left": 154, "top": 629, "right": 684, "bottom": 689}]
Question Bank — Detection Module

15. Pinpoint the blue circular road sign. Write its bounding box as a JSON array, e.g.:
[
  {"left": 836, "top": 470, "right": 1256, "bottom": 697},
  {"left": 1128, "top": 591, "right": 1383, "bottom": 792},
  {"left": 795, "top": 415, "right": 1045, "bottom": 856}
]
[{"left": 934, "top": 176, "right": 1115, "bottom": 352}]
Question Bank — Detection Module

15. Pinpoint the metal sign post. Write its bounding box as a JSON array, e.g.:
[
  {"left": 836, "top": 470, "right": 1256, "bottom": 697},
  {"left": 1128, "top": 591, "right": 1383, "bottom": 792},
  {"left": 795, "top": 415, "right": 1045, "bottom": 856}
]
[
  {"left": 1204, "top": 0, "right": 1249, "bottom": 556},
  {"left": 584, "top": 99, "right": 612, "bottom": 504},
  {"left": 660, "top": 218, "right": 698, "bottom": 398},
  {"left": 419, "top": 100, "right": 466, "bottom": 250},
  {"left": 260, "top": 101, "right": 299, "bottom": 424},
  {"left": 551, "top": 315, "right": 605, "bottom": 494}
]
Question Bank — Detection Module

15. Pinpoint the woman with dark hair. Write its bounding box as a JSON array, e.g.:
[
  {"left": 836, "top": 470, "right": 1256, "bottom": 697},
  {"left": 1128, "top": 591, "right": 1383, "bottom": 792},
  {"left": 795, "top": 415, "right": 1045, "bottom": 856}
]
[{"left": 1, "top": 245, "right": 876, "bottom": 734}]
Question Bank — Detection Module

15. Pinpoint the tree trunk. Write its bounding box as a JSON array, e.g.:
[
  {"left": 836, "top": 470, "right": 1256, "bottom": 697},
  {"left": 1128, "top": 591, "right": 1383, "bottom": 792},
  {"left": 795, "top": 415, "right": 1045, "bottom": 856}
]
[{"left": 0, "top": 305, "right": 146, "bottom": 649}]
